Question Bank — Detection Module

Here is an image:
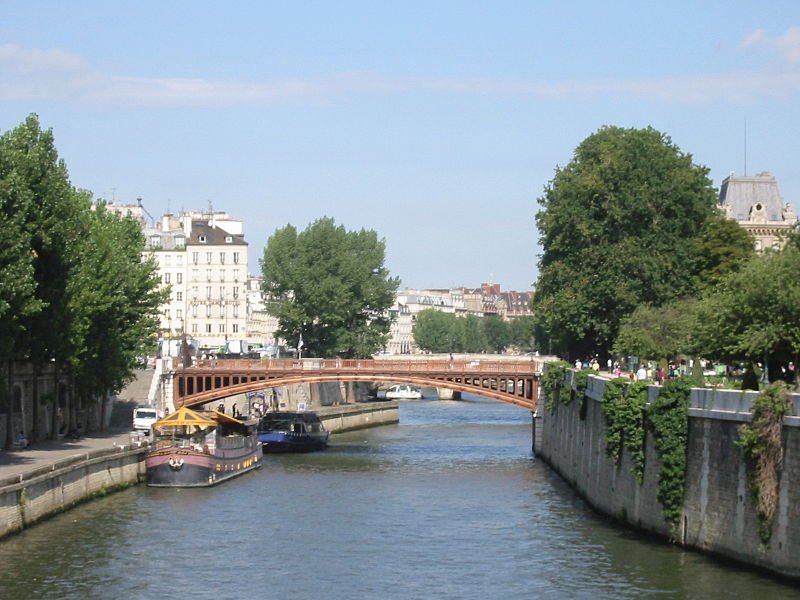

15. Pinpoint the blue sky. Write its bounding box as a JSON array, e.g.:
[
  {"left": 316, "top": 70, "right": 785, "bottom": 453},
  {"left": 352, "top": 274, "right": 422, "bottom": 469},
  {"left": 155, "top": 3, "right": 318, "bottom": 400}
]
[{"left": 1, "top": 2, "right": 799, "bottom": 291}]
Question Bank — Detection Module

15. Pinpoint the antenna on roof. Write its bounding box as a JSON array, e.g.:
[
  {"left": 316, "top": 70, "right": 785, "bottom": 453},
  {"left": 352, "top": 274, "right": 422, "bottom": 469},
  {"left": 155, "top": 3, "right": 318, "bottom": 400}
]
[{"left": 743, "top": 117, "right": 748, "bottom": 177}]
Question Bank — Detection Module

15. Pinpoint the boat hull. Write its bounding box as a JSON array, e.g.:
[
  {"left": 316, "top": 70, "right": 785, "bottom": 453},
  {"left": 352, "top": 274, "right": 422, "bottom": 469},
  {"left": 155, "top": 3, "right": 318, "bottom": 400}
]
[
  {"left": 258, "top": 432, "right": 329, "bottom": 453},
  {"left": 146, "top": 445, "right": 262, "bottom": 487}
]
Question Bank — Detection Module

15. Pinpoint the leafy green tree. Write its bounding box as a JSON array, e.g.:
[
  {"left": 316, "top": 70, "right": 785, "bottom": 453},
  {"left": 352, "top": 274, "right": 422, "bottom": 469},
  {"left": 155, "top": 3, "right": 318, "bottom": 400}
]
[
  {"left": 262, "top": 217, "right": 399, "bottom": 358},
  {"left": 413, "top": 309, "right": 456, "bottom": 353},
  {"left": 693, "top": 213, "right": 756, "bottom": 289},
  {"left": 533, "top": 126, "right": 717, "bottom": 361},
  {"left": 613, "top": 300, "right": 698, "bottom": 363},
  {"left": 67, "top": 201, "right": 165, "bottom": 424},
  {"left": 483, "top": 316, "right": 509, "bottom": 353},
  {"left": 508, "top": 316, "right": 536, "bottom": 352},
  {"left": 693, "top": 246, "right": 800, "bottom": 383},
  {"left": 462, "top": 314, "right": 486, "bottom": 353}
]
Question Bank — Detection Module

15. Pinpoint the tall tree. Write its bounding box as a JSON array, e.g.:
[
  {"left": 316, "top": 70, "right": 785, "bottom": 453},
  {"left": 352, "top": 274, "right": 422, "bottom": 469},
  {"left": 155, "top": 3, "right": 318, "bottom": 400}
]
[
  {"left": 262, "top": 217, "right": 399, "bottom": 358},
  {"left": 533, "top": 126, "right": 717, "bottom": 361},
  {"left": 692, "top": 246, "right": 800, "bottom": 383}
]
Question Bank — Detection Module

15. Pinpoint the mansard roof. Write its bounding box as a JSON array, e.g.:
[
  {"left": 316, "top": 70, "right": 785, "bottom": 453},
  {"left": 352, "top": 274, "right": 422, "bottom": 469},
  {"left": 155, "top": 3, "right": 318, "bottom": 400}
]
[
  {"left": 719, "top": 172, "right": 788, "bottom": 222},
  {"left": 189, "top": 220, "right": 247, "bottom": 246}
]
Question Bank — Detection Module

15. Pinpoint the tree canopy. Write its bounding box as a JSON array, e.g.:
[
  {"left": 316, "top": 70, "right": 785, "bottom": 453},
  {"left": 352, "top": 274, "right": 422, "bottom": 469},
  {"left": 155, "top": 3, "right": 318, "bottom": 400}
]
[
  {"left": 532, "top": 125, "right": 718, "bottom": 361},
  {"left": 693, "top": 246, "right": 800, "bottom": 376},
  {"left": 261, "top": 217, "right": 399, "bottom": 358},
  {"left": 0, "top": 114, "right": 165, "bottom": 440}
]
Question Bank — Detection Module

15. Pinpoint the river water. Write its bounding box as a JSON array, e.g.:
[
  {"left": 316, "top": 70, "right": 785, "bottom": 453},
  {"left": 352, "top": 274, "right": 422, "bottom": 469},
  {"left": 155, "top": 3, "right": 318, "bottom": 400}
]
[{"left": 1, "top": 396, "right": 798, "bottom": 599}]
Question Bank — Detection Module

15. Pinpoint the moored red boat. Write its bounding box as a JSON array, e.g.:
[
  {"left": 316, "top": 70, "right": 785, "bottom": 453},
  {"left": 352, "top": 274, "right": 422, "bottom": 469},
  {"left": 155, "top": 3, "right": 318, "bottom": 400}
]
[{"left": 146, "top": 406, "right": 262, "bottom": 487}]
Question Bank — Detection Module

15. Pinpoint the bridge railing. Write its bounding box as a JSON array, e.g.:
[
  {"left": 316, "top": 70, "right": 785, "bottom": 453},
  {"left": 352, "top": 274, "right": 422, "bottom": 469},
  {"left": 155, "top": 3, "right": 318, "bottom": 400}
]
[{"left": 171, "top": 357, "right": 541, "bottom": 375}]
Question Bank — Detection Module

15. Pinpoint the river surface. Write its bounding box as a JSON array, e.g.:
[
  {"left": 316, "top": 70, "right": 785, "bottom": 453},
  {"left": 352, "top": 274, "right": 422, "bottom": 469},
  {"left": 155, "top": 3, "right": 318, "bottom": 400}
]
[{"left": 1, "top": 396, "right": 799, "bottom": 599}]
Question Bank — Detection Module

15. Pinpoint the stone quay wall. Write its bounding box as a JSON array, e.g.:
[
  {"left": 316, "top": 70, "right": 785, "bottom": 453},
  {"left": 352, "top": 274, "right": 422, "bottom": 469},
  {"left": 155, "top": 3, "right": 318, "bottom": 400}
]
[
  {"left": 535, "top": 374, "right": 800, "bottom": 580},
  {"left": 0, "top": 442, "right": 148, "bottom": 539},
  {"left": 316, "top": 401, "right": 399, "bottom": 433}
]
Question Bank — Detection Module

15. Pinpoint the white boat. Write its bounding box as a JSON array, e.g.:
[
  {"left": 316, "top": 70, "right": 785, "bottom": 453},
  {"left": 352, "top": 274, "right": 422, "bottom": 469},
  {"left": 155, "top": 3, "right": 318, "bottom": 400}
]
[{"left": 385, "top": 384, "right": 423, "bottom": 400}]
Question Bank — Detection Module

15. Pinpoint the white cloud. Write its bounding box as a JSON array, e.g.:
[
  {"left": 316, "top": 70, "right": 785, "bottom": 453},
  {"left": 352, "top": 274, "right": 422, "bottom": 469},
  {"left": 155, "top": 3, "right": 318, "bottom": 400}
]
[
  {"left": 741, "top": 26, "right": 800, "bottom": 64},
  {"left": 1, "top": 42, "right": 799, "bottom": 108}
]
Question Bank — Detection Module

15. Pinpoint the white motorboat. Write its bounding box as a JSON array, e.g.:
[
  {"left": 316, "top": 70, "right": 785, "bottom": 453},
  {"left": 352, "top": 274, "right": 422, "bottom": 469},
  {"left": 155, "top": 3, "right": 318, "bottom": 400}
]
[{"left": 385, "top": 384, "right": 423, "bottom": 400}]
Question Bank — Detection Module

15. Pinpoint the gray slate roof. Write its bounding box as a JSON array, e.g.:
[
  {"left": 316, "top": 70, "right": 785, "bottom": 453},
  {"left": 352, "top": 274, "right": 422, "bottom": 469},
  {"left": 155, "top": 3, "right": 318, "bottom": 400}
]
[{"left": 718, "top": 172, "right": 788, "bottom": 222}]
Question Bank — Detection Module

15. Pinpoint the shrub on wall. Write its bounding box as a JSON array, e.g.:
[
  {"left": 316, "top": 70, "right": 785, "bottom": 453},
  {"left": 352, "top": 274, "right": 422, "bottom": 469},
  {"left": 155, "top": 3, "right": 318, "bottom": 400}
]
[{"left": 736, "top": 381, "right": 792, "bottom": 544}]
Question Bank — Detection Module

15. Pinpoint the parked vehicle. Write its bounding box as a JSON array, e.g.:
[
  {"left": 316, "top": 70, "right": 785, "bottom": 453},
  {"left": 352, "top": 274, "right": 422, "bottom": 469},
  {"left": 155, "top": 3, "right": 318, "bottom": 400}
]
[{"left": 132, "top": 407, "right": 159, "bottom": 435}]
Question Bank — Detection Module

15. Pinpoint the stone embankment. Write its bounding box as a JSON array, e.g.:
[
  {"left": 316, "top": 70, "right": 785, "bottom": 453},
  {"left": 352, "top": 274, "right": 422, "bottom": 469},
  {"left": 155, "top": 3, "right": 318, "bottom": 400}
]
[{"left": 535, "top": 373, "right": 800, "bottom": 580}]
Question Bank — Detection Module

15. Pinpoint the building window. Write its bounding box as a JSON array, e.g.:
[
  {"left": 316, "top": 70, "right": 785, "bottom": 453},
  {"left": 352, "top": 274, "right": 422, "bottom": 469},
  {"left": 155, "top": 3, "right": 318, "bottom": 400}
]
[
  {"left": 150, "top": 235, "right": 160, "bottom": 247},
  {"left": 176, "top": 236, "right": 185, "bottom": 248},
  {"left": 176, "top": 292, "right": 183, "bottom": 301},
  {"left": 199, "top": 235, "right": 207, "bottom": 244},
  {"left": 233, "top": 286, "right": 239, "bottom": 299},
  {"left": 205, "top": 324, "right": 212, "bottom": 333},
  {"left": 233, "top": 252, "right": 240, "bottom": 264},
  {"left": 192, "top": 252, "right": 199, "bottom": 264},
  {"left": 191, "top": 268, "right": 198, "bottom": 281},
  {"left": 177, "top": 273, "right": 183, "bottom": 284},
  {"left": 233, "top": 304, "right": 239, "bottom": 318},
  {"left": 177, "top": 309, "right": 183, "bottom": 319},
  {"left": 192, "top": 305, "right": 198, "bottom": 318},
  {"left": 164, "top": 255, "right": 171, "bottom": 267},
  {"left": 232, "top": 324, "right": 239, "bottom": 333},
  {"left": 177, "top": 254, "right": 184, "bottom": 266},
  {"left": 206, "top": 305, "right": 212, "bottom": 318},
  {"left": 219, "top": 286, "right": 225, "bottom": 299},
  {"left": 220, "top": 252, "right": 226, "bottom": 264},
  {"left": 219, "top": 270, "right": 225, "bottom": 282},
  {"left": 164, "top": 273, "right": 171, "bottom": 284},
  {"left": 206, "top": 286, "right": 212, "bottom": 299},
  {"left": 206, "top": 269, "right": 212, "bottom": 281},
  {"left": 192, "top": 286, "right": 198, "bottom": 299},
  {"left": 192, "top": 324, "right": 198, "bottom": 334},
  {"left": 225, "top": 236, "right": 233, "bottom": 243},
  {"left": 219, "top": 324, "right": 225, "bottom": 333},
  {"left": 206, "top": 252, "right": 212, "bottom": 264}
]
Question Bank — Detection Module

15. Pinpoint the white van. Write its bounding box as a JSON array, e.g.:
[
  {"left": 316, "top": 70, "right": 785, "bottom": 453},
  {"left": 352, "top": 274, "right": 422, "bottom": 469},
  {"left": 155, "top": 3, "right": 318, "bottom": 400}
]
[{"left": 132, "top": 407, "right": 159, "bottom": 435}]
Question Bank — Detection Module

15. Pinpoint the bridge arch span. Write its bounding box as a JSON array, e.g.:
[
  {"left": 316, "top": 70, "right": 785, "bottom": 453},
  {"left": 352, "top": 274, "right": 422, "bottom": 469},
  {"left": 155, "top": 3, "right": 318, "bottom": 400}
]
[{"left": 171, "top": 358, "right": 541, "bottom": 412}]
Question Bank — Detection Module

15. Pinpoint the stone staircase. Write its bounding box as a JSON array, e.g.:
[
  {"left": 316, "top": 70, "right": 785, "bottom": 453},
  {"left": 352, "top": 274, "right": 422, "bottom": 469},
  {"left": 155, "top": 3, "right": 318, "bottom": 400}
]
[{"left": 110, "top": 368, "right": 156, "bottom": 428}]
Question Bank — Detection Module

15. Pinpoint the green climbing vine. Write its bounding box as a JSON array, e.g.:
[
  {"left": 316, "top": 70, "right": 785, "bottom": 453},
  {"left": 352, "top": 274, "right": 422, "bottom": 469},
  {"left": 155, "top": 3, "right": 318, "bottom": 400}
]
[
  {"left": 736, "top": 381, "right": 792, "bottom": 544},
  {"left": 648, "top": 378, "right": 691, "bottom": 532},
  {"left": 574, "top": 370, "right": 590, "bottom": 420},
  {"left": 541, "top": 361, "right": 570, "bottom": 413},
  {"left": 601, "top": 378, "right": 648, "bottom": 482}
]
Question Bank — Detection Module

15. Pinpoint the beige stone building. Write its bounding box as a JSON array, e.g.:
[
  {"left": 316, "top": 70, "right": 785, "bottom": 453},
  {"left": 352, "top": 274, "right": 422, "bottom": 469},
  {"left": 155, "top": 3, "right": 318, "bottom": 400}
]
[
  {"left": 141, "top": 210, "right": 249, "bottom": 352},
  {"left": 719, "top": 172, "right": 798, "bottom": 252}
]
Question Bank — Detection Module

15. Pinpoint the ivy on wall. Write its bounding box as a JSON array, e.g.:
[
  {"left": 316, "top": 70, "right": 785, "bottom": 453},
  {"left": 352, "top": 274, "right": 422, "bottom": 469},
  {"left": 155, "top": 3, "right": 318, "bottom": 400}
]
[
  {"left": 648, "top": 378, "right": 691, "bottom": 532},
  {"left": 736, "top": 381, "right": 792, "bottom": 544},
  {"left": 601, "top": 379, "right": 648, "bottom": 482},
  {"left": 541, "top": 361, "right": 570, "bottom": 413}
]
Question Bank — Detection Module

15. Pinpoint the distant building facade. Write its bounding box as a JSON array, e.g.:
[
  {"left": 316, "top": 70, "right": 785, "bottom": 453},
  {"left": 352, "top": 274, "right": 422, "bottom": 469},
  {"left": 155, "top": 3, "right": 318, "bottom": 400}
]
[
  {"left": 384, "top": 284, "right": 533, "bottom": 355},
  {"left": 719, "top": 172, "right": 798, "bottom": 252},
  {"left": 136, "top": 209, "right": 248, "bottom": 351}
]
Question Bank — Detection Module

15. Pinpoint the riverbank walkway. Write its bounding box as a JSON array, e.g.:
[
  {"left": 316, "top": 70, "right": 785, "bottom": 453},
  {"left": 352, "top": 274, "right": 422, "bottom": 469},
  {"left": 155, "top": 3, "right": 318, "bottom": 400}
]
[{"left": 0, "top": 430, "right": 137, "bottom": 485}]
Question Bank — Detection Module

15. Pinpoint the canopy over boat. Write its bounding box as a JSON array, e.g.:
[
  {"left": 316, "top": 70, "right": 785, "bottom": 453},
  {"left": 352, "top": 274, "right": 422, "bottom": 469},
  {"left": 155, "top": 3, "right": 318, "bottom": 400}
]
[{"left": 153, "top": 406, "right": 246, "bottom": 430}]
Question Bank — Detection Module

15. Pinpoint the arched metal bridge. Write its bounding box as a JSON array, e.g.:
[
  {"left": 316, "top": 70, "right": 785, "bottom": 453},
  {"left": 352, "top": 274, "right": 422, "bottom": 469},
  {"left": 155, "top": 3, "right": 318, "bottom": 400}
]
[{"left": 172, "top": 358, "right": 542, "bottom": 411}]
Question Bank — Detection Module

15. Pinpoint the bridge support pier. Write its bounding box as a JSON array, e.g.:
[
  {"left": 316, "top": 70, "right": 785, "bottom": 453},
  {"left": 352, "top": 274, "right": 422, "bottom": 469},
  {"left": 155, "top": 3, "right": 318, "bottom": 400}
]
[{"left": 437, "top": 388, "right": 461, "bottom": 401}]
